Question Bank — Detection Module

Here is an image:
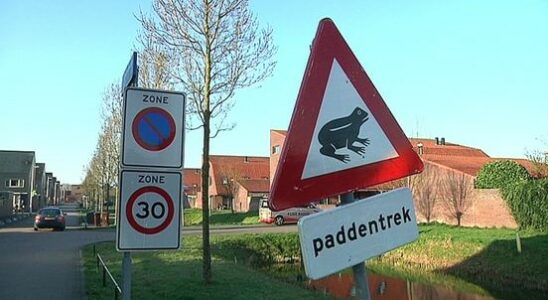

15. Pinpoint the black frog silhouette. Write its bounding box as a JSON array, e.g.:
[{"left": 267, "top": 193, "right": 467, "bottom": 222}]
[{"left": 318, "top": 107, "right": 370, "bottom": 163}]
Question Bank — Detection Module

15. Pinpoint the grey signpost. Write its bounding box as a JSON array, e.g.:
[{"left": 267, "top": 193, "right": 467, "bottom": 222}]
[
  {"left": 340, "top": 192, "right": 371, "bottom": 300},
  {"left": 121, "top": 51, "right": 138, "bottom": 300},
  {"left": 118, "top": 52, "right": 185, "bottom": 300}
]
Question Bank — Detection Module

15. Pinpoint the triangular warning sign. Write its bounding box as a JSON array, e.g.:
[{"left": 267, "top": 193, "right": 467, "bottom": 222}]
[{"left": 269, "top": 19, "right": 423, "bottom": 211}]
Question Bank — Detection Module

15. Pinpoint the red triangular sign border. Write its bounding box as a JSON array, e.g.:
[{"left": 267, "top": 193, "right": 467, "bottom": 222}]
[{"left": 269, "top": 18, "right": 423, "bottom": 211}]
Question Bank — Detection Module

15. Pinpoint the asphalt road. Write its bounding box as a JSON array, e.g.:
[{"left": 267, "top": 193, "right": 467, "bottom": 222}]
[
  {"left": 0, "top": 204, "right": 114, "bottom": 300},
  {"left": 0, "top": 204, "right": 297, "bottom": 300}
]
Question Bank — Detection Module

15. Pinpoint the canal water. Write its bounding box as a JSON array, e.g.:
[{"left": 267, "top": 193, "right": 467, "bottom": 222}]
[{"left": 308, "top": 272, "right": 495, "bottom": 300}]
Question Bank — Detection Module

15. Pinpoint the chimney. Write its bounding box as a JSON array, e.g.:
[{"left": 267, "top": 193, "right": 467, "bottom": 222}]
[
  {"left": 441, "top": 137, "right": 446, "bottom": 145},
  {"left": 417, "top": 142, "right": 424, "bottom": 155},
  {"left": 435, "top": 137, "right": 439, "bottom": 145}
]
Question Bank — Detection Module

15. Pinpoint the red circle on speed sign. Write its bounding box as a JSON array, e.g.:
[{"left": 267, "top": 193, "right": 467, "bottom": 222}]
[{"left": 126, "top": 186, "right": 175, "bottom": 234}]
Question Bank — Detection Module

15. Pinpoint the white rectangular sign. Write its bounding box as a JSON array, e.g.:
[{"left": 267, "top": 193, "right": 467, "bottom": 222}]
[
  {"left": 122, "top": 88, "right": 185, "bottom": 169},
  {"left": 116, "top": 170, "right": 182, "bottom": 251},
  {"left": 298, "top": 187, "right": 418, "bottom": 279}
]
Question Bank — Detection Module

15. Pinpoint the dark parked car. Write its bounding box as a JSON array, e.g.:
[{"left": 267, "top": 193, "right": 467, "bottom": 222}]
[{"left": 34, "top": 207, "right": 66, "bottom": 231}]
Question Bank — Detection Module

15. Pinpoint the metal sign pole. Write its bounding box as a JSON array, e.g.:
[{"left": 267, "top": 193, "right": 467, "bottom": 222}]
[
  {"left": 340, "top": 192, "right": 371, "bottom": 300},
  {"left": 121, "top": 51, "right": 138, "bottom": 300},
  {"left": 122, "top": 251, "right": 131, "bottom": 300}
]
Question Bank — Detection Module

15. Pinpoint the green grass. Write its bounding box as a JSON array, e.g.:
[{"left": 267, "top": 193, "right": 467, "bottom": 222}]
[
  {"left": 368, "top": 223, "right": 548, "bottom": 298},
  {"left": 184, "top": 208, "right": 261, "bottom": 226},
  {"left": 83, "top": 224, "right": 548, "bottom": 299},
  {"left": 83, "top": 237, "right": 333, "bottom": 300}
]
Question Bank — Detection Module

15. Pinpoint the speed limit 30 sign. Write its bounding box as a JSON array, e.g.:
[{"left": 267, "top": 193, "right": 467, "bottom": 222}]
[{"left": 116, "top": 170, "right": 182, "bottom": 251}]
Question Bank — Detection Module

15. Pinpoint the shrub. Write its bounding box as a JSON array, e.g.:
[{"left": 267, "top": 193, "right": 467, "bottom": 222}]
[
  {"left": 214, "top": 233, "right": 300, "bottom": 267},
  {"left": 475, "top": 160, "right": 531, "bottom": 189},
  {"left": 501, "top": 179, "right": 548, "bottom": 231}
]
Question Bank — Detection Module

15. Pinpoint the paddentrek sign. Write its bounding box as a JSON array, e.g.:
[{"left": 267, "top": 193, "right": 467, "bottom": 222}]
[{"left": 298, "top": 187, "right": 418, "bottom": 280}]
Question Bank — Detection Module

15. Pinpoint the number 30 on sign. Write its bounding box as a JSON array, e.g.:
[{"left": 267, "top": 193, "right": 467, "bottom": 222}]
[{"left": 116, "top": 171, "right": 182, "bottom": 251}]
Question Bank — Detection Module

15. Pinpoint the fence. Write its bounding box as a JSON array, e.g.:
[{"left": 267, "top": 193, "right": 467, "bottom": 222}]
[{"left": 94, "top": 245, "right": 122, "bottom": 299}]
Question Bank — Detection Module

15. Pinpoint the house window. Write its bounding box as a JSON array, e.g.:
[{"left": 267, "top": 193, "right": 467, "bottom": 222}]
[
  {"left": 272, "top": 145, "right": 280, "bottom": 154},
  {"left": 6, "top": 179, "right": 25, "bottom": 188}
]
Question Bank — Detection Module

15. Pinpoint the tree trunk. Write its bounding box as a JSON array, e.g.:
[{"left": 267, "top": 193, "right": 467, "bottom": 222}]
[
  {"left": 106, "top": 182, "right": 110, "bottom": 226},
  {"left": 201, "top": 112, "right": 212, "bottom": 284},
  {"left": 202, "top": 2, "right": 213, "bottom": 283}
]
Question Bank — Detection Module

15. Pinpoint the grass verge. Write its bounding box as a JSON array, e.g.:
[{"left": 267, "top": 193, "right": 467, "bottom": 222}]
[
  {"left": 84, "top": 224, "right": 548, "bottom": 299},
  {"left": 184, "top": 208, "right": 260, "bottom": 226},
  {"left": 368, "top": 223, "right": 548, "bottom": 298},
  {"left": 83, "top": 237, "right": 332, "bottom": 300}
]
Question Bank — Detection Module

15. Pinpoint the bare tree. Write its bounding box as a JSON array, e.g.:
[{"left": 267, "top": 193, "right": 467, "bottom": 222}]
[
  {"left": 525, "top": 139, "right": 548, "bottom": 178},
  {"left": 412, "top": 164, "right": 438, "bottom": 223},
  {"left": 100, "top": 84, "right": 123, "bottom": 224},
  {"left": 136, "top": 33, "right": 174, "bottom": 90},
  {"left": 440, "top": 171, "right": 473, "bottom": 226},
  {"left": 138, "top": 0, "right": 276, "bottom": 283},
  {"left": 83, "top": 83, "right": 123, "bottom": 223}
]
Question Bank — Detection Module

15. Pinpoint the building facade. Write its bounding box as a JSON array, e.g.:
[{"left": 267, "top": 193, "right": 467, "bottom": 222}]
[
  {"left": 195, "top": 155, "right": 270, "bottom": 212},
  {"left": 0, "top": 151, "right": 36, "bottom": 213}
]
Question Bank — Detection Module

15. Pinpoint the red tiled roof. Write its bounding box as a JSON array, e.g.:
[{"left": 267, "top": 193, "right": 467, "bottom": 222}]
[
  {"left": 409, "top": 139, "right": 537, "bottom": 177},
  {"left": 421, "top": 155, "right": 491, "bottom": 176},
  {"left": 210, "top": 155, "right": 270, "bottom": 196},
  {"left": 237, "top": 179, "right": 270, "bottom": 193},
  {"left": 270, "top": 131, "right": 539, "bottom": 178},
  {"left": 409, "top": 138, "right": 489, "bottom": 158},
  {"left": 271, "top": 129, "right": 287, "bottom": 136},
  {"left": 183, "top": 168, "right": 201, "bottom": 195}
]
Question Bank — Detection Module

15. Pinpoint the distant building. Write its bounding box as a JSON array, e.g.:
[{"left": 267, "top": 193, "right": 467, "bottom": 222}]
[
  {"left": 268, "top": 131, "right": 535, "bottom": 228},
  {"left": 408, "top": 137, "right": 536, "bottom": 177},
  {"left": 0, "top": 191, "right": 14, "bottom": 218},
  {"left": 197, "top": 155, "right": 270, "bottom": 212},
  {"left": 183, "top": 168, "right": 201, "bottom": 208},
  {"left": 61, "top": 184, "right": 84, "bottom": 203},
  {"left": 0, "top": 150, "right": 36, "bottom": 213},
  {"left": 33, "top": 163, "right": 47, "bottom": 210},
  {"left": 45, "top": 172, "right": 54, "bottom": 205},
  {"left": 55, "top": 180, "right": 61, "bottom": 205}
]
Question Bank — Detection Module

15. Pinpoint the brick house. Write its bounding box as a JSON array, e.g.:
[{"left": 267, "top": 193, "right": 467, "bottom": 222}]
[
  {"left": 183, "top": 168, "right": 201, "bottom": 208},
  {"left": 269, "top": 130, "right": 535, "bottom": 228},
  {"left": 195, "top": 155, "right": 269, "bottom": 212}
]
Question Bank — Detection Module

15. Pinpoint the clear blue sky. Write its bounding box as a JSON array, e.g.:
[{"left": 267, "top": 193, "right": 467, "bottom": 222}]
[{"left": 1, "top": 0, "right": 547, "bottom": 184}]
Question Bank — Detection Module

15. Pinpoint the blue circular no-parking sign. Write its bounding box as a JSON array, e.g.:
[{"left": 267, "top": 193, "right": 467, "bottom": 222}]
[{"left": 132, "top": 107, "right": 176, "bottom": 151}]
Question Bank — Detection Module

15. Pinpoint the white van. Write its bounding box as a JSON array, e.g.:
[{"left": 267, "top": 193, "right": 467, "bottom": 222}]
[{"left": 259, "top": 199, "right": 321, "bottom": 226}]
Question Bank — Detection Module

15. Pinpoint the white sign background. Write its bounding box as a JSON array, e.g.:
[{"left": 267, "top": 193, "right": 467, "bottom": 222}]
[
  {"left": 117, "top": 170, "right": 182, "bottom": 251},
  {"left": 298, "top": 188, "right": 418, "bottom": 279},
  {"left": 301, "top": 59, "right": 398, "bottom": 179},
  {"left": 122, "top": 88, "right": 185, "bottom": 169}
]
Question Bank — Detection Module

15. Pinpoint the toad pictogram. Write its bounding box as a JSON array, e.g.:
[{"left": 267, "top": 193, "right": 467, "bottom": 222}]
[{"left": 318, "top": 107, "right": 370, "bottom": 163}]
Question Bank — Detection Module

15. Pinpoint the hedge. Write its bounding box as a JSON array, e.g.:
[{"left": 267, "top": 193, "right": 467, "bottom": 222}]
[
  {"left": 501, "top": 179, "right": 548, "bottom": 231},
  {"left": 214, "top": 233, "right": 301, "bottom": 267},
  {"left": 475, "top": 160, "right": 531, "bottom": 189}
]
